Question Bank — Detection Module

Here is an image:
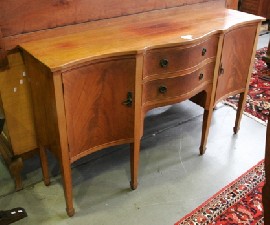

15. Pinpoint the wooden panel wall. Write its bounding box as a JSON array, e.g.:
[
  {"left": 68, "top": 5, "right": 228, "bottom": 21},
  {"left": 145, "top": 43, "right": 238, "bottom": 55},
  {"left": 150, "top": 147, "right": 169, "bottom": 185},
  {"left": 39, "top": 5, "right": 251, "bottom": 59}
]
[
  {"left": 0, "top": 0, "right": 219, "bottom": 38},
  {"left": 241, "top": 0, "right": 270, "bottom": 19},
  {"left": 226, "top": 0, "right": 238, "bottom": 9}
]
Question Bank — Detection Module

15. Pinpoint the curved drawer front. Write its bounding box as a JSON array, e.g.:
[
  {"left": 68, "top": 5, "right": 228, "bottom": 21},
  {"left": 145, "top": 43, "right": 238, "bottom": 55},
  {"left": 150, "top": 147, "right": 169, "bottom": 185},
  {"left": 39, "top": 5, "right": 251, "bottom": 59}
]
[
  {"left": 142, "top": 61, "right": 215, "bottom": 105},
  {"left": 143, "top": 35, "right": 219, "bottom": 78}
]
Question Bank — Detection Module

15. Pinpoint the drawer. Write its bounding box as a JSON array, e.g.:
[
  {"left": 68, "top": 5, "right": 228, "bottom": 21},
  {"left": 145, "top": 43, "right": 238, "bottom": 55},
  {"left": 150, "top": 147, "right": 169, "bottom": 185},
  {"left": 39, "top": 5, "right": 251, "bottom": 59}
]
[
  {"left": 142, "top": 61, "right": 215, "bottom": 104},
  {"left": 143, "top": 35, "right": 219, "bottom": 77}
]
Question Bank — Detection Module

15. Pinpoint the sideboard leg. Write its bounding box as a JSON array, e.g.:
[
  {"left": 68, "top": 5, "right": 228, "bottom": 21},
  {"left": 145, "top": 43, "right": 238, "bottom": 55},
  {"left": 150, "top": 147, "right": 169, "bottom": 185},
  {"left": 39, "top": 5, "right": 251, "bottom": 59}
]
[
  {"left": 233, "top": 92, "right": 245, "bottom": 134},
  {"left": 130, "top": 142, "right": 140, "bottom": 190},
  {"left": 0, "top": 134, "right": 24, "bottom": 191},
  {"left": 9, "top": 157, "right": 23, "bottom": 191},
  {"left": 39, "top": 146, "right": 50, "bottom": 186},
  {"left": 199, "top": 108, "right": 213, "bottom": 155},
  {"left": 60, "top": 159, "right": 74, "bottom": 217}
]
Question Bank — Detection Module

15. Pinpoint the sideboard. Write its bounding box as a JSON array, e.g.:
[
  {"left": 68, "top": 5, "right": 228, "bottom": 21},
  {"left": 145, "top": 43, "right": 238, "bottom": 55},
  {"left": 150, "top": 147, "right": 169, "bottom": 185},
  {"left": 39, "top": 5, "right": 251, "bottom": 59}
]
[
  {"left": 17, "top": 0, "right": 264, "bottom": 216},
  {"left": 0, "top": 0, "right": 264, "bottom": 217}
]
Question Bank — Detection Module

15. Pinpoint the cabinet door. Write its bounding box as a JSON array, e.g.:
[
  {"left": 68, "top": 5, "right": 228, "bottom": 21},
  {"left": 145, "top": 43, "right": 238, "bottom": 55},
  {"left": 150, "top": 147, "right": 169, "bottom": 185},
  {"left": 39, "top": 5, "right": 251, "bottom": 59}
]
[
  {"left": 215, "top": 24, "right": 257, "bottom": 103},
  {"left": 62, "top": 57, "right": 135, "bottom": 160}
]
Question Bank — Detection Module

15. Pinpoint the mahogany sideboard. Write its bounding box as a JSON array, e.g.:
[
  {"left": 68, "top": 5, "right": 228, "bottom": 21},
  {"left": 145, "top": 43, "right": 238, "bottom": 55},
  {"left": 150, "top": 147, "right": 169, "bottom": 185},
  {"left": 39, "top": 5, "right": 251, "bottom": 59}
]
[
  {"left": 0, "top": 0, "right": 264, "bottom": 217},
  {"left": 18, "top": 1, "right": 264, "bottom": 216},
  {"left": 0, "top": 0, "right": 240, "bottom": 193},
  {"left": 1, "top": 0, "right": 239, "bottom": 192}
]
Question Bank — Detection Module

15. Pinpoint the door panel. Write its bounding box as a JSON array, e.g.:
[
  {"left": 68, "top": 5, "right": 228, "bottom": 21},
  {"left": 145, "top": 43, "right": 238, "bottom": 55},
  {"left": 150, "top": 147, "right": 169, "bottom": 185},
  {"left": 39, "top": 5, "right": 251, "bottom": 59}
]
[
  {"left": 215, "top": 24, "right": 257, "bottom": 103},
  {"left": 62, "top": 57, "right": 136, "bottom": 158}
]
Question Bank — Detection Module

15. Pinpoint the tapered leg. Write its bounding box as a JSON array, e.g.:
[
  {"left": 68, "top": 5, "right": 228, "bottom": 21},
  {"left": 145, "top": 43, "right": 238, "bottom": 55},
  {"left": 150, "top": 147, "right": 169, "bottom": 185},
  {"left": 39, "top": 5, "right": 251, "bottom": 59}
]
[
  {"left": 0, "top": 135, "right": 24, "bottom": 191},
  {"left": 39, "top": 146, "right": 50, "bottom": 186},
  {"left": 130, "top": 140, "right": 140, "bottom": 190},
  {"left": 60, "top": 159, "right": 74, "bottom": 217},
  {"left": 233, "top": 92, "right": 245, "bottom": 134},
  {"left": 199, "top": 108, "right": 214, "bottom": 155},
  {"left": 9, "top": 157, "right": 23, "bottom": 191}
]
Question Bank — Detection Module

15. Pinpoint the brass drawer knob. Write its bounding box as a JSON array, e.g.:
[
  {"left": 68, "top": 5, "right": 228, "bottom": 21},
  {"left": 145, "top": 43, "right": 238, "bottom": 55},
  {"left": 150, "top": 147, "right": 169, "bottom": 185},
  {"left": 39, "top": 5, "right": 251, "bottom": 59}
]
[
  {"left": 202, "top": 48, "right": 207, "bottom": 56},
  {"left": 160, "top": 58, "right": 169, "bottom": 68},
  {"left": 199, "top": 73, "right": 204, "bottom": 80},
  {"left": 159, "top": 85, "right": 167, "bottom": 94}
]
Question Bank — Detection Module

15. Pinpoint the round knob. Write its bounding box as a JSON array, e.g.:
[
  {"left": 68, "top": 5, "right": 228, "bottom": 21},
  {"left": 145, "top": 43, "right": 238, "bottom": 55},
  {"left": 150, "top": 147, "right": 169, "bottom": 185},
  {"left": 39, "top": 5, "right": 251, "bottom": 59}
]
[
  {"left": 199, "top": 73, "right": 204, "bottom": 80},
  {"left": 160, "top": 59, "right": 169, "bottom": 68},
  {"left": 159, "top": 85, "right": 167, "bottom": 94},
  {"left": 202, "top": 48, "right": 207, "bottom": 56}
]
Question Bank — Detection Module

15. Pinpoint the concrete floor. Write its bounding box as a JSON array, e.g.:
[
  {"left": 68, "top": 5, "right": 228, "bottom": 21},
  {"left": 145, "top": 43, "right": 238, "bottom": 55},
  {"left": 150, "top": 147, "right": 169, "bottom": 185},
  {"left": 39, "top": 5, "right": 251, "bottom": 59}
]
[{"left": 0, "top": 32, "right": 269, "bottom": 225}]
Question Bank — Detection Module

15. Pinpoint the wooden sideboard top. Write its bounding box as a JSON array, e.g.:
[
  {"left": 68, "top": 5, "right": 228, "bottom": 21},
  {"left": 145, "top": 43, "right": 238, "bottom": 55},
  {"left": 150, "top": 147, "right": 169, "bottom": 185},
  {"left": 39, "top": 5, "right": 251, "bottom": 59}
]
[{"left": 20, "top": 0, "right": 263, "bottom": 72}]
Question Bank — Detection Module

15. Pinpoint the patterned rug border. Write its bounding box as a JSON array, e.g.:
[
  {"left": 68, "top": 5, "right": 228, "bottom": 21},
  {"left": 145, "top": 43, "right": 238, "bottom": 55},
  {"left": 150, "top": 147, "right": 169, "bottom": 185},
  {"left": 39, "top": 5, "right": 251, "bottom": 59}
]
[
  {"left": 223, "top": 101, "right": 268, "bottom": 126},
  {"left": 175, "top": 159, "right": 265, "bottom": 225}
]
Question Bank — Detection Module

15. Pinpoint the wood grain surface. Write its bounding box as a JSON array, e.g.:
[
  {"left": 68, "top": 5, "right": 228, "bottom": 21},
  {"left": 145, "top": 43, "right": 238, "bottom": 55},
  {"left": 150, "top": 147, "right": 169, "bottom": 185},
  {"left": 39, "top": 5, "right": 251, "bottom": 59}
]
[{"left": 62, "top": 56, "right": 136, "bottom": 162}]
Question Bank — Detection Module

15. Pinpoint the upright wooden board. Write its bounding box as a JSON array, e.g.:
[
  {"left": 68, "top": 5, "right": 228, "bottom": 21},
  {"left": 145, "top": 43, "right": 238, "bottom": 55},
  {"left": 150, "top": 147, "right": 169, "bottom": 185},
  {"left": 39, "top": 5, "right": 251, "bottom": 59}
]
[{"left": 0, "top": 52, "right": 37, "bottom": 155}]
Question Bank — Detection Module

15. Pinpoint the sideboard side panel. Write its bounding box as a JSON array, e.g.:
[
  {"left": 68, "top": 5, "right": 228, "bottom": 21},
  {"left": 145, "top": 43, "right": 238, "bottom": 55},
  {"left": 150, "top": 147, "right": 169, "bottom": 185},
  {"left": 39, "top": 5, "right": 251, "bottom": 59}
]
[{"left": 23, "top": 53, "right": 60, "bottom": 158}]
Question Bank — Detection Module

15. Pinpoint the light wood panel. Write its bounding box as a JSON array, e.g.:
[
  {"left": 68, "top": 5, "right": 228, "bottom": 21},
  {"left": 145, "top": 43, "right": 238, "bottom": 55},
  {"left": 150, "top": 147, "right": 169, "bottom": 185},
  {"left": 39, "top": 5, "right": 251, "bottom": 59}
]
[
  {"left": 0, "top": 52, "right": 37, "bottom": 190},
  {"left": 0, "top": 52, "right": 37, "bottom": 154}
]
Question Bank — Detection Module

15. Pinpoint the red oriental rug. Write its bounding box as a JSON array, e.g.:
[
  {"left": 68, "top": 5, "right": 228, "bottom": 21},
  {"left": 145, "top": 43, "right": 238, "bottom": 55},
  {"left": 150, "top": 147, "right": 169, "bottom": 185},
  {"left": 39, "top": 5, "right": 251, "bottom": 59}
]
[
  {"left": 175, "top": 160, "right": 265, "bottom": 225},
  {"left": 224, "top": 47, "right": 270, "bottom": 125}
]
